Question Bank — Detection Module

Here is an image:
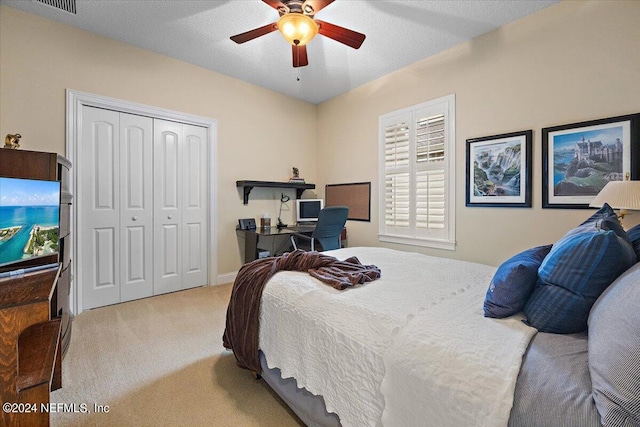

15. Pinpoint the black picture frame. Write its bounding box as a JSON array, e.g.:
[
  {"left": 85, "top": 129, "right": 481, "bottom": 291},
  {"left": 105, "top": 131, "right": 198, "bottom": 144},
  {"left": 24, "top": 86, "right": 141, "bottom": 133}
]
[
  {"left": 542, "top": 113, "right": 640, "bottom": 209},
  {"left": 466, "top": 130, "right": 532, "bottom": 208}
]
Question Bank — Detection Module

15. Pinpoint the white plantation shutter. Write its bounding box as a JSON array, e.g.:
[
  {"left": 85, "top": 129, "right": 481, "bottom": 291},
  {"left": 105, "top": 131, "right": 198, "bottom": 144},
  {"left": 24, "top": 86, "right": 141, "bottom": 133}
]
[
  {"left": 415, "top": 111, "right": 446, "bottom": 236},
  {"left": 383, "top": 118, "right": 411, "bottom": 233},
  {"left": 385, "top": 173, "right": 410, "bottom": 228},
  {"left": 384, "top": 122, "right": 410, "bottom": 169},
  {"left": 416, "top": 114, "right": 445, "bottom": 163},
  {"left": 379, "top": 95, "right": 455, "bottom": 250},
  {"left": 416, "top": 170, "right": 445, "bottom": 231}
]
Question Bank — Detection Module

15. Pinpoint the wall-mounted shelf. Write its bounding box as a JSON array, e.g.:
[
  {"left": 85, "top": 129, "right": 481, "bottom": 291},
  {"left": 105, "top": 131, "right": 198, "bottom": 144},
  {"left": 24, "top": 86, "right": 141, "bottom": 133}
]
[{"left": 236, "top": 180, "right": 315, "bottom": 204}]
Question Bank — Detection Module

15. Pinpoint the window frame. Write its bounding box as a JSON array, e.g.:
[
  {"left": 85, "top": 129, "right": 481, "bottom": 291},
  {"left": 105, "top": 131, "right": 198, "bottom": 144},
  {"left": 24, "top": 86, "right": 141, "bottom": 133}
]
[{"left": 378, "top": 94, "right": 456, "bottom": 250}]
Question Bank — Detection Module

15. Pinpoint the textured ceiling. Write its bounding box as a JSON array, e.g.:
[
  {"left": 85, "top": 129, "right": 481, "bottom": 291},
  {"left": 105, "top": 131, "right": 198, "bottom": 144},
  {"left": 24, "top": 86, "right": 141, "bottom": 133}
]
[{"left": 2, "top": 0, "right": 558, "bottom": 104}]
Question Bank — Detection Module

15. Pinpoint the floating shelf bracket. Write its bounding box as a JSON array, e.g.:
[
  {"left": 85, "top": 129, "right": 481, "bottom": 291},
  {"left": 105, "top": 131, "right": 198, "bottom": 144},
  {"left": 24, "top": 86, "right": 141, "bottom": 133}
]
[{"left": 236, "top": 180, "right": 316, "bottom": 204}]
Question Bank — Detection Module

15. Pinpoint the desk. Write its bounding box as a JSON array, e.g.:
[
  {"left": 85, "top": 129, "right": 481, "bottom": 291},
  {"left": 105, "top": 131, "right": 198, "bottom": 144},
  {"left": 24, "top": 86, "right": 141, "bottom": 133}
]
[{"left": 236, "top": 226, "right": 347, "bottom": 264}]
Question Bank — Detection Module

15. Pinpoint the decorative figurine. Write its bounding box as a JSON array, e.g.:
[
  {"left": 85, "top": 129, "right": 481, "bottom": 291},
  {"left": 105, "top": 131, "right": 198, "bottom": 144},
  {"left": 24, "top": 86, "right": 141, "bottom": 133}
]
[
  {"left": 289, "top": 167, "right": 305, "bottom": 183},
  {"left": 4, "top": 133, "right": 21, "bottom": 149}
]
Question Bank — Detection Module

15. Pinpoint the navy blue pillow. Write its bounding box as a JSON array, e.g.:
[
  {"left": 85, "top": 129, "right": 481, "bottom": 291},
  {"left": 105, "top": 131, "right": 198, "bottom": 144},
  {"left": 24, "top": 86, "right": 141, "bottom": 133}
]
[
  {"left": 626, "top": 223, "right": 640, "bottom": 262},
  {"left": 569, "top": 203, "right": 629, "bottom": 242},
  {"left": 483, "top": 245, "right": 552, "bottom": 318},
  {"left": 524, "top": 215, "right": 636, "bottom": 334}
]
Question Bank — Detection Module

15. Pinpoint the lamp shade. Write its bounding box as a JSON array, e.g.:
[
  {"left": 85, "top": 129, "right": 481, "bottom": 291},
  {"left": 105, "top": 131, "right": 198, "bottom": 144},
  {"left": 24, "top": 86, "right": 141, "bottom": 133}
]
[
  {"left": 589, "top": 180, "right": 640, "bottom": 210},
  {"left": 277, "top": 14, "right": 318, "bottom": 46}
]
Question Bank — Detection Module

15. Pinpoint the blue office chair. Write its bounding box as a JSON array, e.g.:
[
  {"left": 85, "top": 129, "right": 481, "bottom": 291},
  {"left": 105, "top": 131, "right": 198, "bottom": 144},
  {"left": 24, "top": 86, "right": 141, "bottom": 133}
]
[{"left": 290, "top": 206, "right": 349, "bottom": 252}]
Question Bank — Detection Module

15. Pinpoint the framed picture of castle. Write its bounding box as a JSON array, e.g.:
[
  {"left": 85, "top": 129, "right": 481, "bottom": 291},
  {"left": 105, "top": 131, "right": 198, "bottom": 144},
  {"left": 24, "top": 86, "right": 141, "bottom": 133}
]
[
  {"left": 466, "top": 130, "right": 532, "bottom": 207},
  {"left": 542, "top": 113, "right": 640, "bottom": 209}
]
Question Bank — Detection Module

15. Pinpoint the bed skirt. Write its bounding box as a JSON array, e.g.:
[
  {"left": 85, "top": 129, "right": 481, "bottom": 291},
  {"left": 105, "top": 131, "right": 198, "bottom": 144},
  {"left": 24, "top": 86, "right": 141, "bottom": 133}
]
[{"left": 260, "top": 351, "right": 341, "bottom": 427}]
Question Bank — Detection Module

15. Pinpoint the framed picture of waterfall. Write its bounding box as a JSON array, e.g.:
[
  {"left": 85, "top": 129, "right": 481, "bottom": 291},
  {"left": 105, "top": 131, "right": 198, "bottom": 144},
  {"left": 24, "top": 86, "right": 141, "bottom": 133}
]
[
  {"left": 466, "top": 130, "right": 532, "bottom": 207},
  {"left": 542, "top": 113, "right": 640, "bottom": 209}
]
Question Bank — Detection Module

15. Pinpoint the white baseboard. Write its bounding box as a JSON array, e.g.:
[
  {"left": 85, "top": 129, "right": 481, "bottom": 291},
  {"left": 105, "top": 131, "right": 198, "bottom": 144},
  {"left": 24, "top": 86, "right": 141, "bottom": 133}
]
[{"left": 216, "top": 271, "right": 237, "bottom": 285}]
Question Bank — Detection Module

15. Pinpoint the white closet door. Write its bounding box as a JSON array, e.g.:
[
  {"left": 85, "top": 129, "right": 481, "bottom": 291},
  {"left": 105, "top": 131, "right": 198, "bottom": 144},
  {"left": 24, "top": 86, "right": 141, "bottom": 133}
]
[
  {"left": 182, "top": 124, "right": 208, "bottom": 289},
  {"left": 119, "top": 114, "right": 154, "bottom": 302},
  {"left": 80, "top": 107, "right": 121, "bottom": 309},
  {"left": 79, "top": 107, "right": 209, "bottom": 309},
  {"left": 153, "top": 119, "right": 183, "bottom": 295}
]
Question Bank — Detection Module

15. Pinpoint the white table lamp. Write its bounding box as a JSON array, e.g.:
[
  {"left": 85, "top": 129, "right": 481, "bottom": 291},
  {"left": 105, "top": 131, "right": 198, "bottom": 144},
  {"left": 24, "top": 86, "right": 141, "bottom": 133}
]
[{"left": 589, "top": 180, "right": 640, "bottom": 219}]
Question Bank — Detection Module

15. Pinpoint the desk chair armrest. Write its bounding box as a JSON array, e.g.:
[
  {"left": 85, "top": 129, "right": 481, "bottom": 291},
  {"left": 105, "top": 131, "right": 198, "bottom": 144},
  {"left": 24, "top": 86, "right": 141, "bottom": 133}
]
[{"left": 290, "top": 232, "right": 315, "bottom": 252}]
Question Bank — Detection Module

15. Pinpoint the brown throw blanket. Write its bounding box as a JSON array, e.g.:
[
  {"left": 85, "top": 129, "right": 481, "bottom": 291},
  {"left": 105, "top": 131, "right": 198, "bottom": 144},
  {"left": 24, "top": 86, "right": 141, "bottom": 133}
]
[{"left": 222, "top": 249, "right": 381, "bottom": 374}]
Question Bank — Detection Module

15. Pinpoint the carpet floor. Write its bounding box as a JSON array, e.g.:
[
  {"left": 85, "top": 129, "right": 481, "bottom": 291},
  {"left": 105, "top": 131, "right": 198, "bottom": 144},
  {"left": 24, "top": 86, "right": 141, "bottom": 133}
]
[{"left": 50, "top": 284, "right": 303, "bottom": 426}]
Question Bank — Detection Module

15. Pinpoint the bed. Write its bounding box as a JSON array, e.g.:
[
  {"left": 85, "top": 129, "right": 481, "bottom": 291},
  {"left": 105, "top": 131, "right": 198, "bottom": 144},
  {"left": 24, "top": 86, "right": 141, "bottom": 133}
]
[{"left": 225, "top": 206, "right": 640, "bottom": 427}]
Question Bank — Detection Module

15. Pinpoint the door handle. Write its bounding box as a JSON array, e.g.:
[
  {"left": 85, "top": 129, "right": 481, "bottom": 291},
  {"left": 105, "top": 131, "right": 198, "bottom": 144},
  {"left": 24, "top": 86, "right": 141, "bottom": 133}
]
[
  {"left": 132, "top": 216, "right": 138, "bottom": 221},
  {"left": 168, "top": 215, "right": 173, "bottom": 219}
]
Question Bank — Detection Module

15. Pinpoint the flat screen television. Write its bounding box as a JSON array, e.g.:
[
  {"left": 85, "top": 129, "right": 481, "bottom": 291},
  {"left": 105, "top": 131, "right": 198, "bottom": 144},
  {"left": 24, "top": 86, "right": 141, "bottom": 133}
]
[
  {"left": 296, "top": 198, "right": 324, "bottom": 223},
  {"left": 0, "top": 177, "right": 61, "bottom": 268}
]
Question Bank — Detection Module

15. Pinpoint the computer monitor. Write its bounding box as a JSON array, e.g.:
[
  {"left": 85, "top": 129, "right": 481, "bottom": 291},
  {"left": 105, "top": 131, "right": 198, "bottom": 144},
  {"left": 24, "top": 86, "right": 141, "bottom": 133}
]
[{"left": 296, "top": 199, "right": 324, "bottom": 223}]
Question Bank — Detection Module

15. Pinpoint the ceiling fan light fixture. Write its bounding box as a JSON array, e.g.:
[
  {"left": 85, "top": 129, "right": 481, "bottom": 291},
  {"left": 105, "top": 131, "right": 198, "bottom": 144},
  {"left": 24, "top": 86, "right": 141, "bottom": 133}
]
[{"left": 277, "top": 13, "right": 318, "bottom": 46}]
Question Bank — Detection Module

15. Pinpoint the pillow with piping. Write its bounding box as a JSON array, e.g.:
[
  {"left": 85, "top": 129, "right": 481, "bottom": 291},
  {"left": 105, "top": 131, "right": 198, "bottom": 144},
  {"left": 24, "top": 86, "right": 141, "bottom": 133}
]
[
  {"left": 523, "top": 205, "right": 635, "bottom": 334},
  {"left": 483, "top": 245, "right": 552, "bottom": 319},
  {"left": 588, "top": 261, "right": 640, "bottom": 425},
  {"left": 625, "top": 223, "right": 640, "bottom": 262}
]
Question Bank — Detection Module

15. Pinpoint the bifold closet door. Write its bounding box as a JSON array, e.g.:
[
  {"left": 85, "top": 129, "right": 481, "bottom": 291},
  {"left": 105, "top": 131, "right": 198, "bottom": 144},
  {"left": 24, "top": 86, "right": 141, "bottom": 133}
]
[
  {"left": 119, "top": 113, "right": 154, "bottom": 302},
  {"left": 153, "top": 119, "right": 208, "bottom": 295},
  {"left": 181, "top": 125, "right": 208, "bottom": 289},
  {"left": 80, "top": 107, "right": 153, "bottom": 309}
]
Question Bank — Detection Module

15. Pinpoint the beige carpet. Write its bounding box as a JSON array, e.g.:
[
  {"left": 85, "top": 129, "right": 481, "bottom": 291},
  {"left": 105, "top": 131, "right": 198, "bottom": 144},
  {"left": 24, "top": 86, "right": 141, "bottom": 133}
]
[{"left": 51, "top": 285, "right": 303, "bottom": 426}]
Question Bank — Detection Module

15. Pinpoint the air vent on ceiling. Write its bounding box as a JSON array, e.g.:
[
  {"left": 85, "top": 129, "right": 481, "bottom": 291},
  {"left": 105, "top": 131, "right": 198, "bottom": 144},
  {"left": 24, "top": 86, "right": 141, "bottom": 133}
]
[{"left": 34, "top": 0, "right": 76, "bottom": 14}]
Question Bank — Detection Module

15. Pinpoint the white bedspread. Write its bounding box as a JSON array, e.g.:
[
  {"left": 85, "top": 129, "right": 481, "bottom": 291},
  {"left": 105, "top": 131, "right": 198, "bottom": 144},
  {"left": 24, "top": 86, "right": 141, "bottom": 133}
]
[{"left": 259, "top": 247, "right": 537, "bottom": 427}]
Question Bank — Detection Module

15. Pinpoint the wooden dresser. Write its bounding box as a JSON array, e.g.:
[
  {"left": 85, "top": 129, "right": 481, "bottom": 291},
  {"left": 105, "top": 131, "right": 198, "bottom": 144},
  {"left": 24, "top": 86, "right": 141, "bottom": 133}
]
[
  {"left": 0, "top": 264, "right": 62, "bottom": 427},
  {"left": 0, "top": 149, "right": 73, "bottom": 357}
]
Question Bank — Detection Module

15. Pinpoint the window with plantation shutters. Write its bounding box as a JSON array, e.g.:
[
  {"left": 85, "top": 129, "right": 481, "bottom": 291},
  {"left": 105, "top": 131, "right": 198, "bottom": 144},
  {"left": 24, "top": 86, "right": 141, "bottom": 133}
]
[{"left": 379, "top": 95, "right": 455, "bottom": 250}]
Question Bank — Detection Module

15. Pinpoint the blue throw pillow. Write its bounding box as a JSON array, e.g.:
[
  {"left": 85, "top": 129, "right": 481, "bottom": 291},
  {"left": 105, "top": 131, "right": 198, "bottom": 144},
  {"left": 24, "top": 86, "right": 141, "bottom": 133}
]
[
  {"left": 568, "top": 203, "right": 629, "bottom": 242},
  {"left": 483, "top": 245, "right": 552, "bottom": 318},
  {"left": 524, "top": 216, "right": 636, "bottom": 334},
  {"left": 625, "top": 223, "right": 640, "bottom": 262}
]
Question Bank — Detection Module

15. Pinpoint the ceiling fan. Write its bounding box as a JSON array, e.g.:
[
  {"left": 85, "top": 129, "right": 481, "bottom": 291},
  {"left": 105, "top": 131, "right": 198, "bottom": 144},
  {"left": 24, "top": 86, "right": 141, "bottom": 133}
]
[{"left": 230, "top": 0, "right": 366, "bottom": 68}]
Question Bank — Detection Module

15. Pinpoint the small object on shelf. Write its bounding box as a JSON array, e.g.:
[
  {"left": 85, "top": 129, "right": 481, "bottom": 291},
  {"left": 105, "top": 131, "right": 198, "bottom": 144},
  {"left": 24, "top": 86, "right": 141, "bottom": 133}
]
[
  {"left": 289, "top": 167, "right": 305, "bottom": 183},
  {"left": 4, "top": 133, "right": 21, "bottom": 149}
]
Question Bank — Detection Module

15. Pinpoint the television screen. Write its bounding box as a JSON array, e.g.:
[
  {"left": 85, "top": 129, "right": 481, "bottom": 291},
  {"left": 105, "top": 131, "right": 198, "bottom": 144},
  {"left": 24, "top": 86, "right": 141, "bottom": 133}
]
[
  {"left": 296, "top": 199, "right": 324, "bottom": 223},
  {"left": 0, "top": 177, "right": 61, "bottom": 267}
]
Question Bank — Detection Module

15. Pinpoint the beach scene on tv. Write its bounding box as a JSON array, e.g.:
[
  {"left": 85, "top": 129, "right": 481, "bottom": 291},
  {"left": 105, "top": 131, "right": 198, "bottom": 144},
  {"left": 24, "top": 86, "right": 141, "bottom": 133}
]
[{"left": 0, "top": 177, "right": 60, "bottom": 266}]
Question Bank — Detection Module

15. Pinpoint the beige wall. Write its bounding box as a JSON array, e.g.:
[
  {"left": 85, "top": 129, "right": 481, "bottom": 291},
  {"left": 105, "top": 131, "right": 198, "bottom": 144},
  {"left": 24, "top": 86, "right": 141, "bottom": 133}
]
[
  {"left": 316, "top": 0, "right": 640, "bottom": 266},
  {"left": 2, "top": 1, "right": 640, "bottom": 278},
  {"left": 0, "top": 5, "right": 317, "bottom": 277}
]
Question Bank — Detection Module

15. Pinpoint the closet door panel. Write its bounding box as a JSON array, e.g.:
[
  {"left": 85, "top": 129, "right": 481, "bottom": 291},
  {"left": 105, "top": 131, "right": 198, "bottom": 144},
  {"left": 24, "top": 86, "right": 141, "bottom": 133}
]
[
  {"left": 80, "top": 106, "right": 121, "bottom": 309},
  {"left": 120, "top": 113, "right": 153, "bottom": 302},
  {"left": 154, "top": 119, "right": 183, "bottom": 295},
  {"left": 182, "top": 125, "right": 208, "bottom": 289}
]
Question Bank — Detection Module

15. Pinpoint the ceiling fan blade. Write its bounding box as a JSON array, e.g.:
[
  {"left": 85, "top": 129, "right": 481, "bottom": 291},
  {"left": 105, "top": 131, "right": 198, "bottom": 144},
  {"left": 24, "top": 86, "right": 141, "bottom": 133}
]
[
  {"left": 316, "top": 20, "right": 366, "bottom": 49},
  {"left": 230, "top": 22, "right": 278, "bottom": 44},
  {"left": 292, "top": 45, "right": 309, "bottom": 68},
  {"left": 262, "top": 0, "right": 286, "bottom": 11},
  {"left": 302, "top": 0, "right": 334, "bottom": 15}
]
